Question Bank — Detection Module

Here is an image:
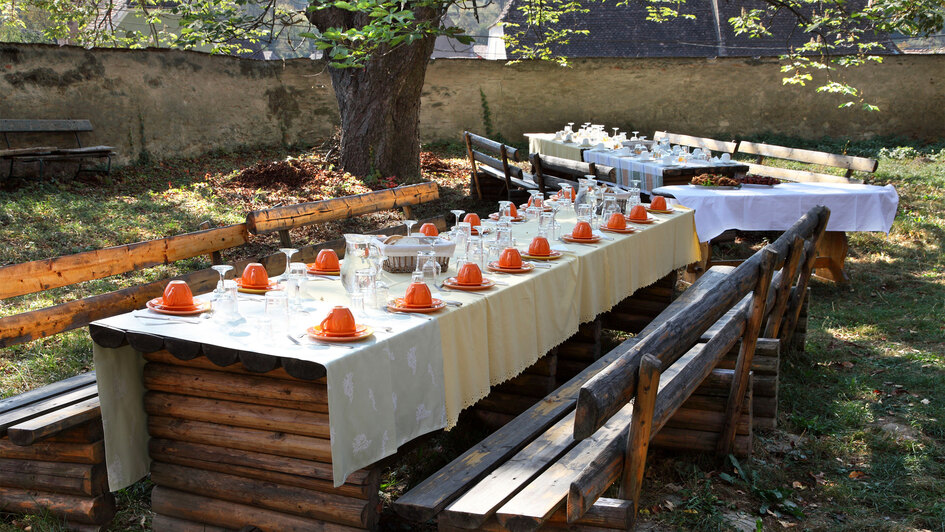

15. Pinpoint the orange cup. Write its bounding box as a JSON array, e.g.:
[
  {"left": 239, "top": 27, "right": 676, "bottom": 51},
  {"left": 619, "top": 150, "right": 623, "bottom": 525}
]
[
  {"left": 508, "top": 203, "right": 518, "bottom": 218},
  {"left": 242, "top": 263, "right": 269, "bottom": 288},
  {"left": 456, "top": 262, "right": 484, "bottom": 285},
  {"left": 606, "top": 212, "right": 627, "bottom": 230},
  {"left": 499, "top": 247, "right": 523, "bottom": 269},
  {"left": 572, "top": 221, "right": 593, "bottom": 239},
  {"left": 651, "top": 196, "right": 667, "bottom": 210},
  {"left": 528, "top": 236, "right": 552, "bottom": 256},
  {"left": 314, "top": 249, "right": 340, "bottom": 271},
  {"left": 419, "top": 223, "right": 439, "bottom": 237},
  {"left": 628, "top": 205, "right": 648, "bottom": 221},
  {"left": 464, "top": 213, "right": 482, "bottom": 228},
  {"left": 162, "top": 280, "right": 194, "bottom": 308},
  {"left": 320, "top": 306, "right": 356, "bottom": 335},
  {"left": 404, "top": 281, "right": 433, "bottom": 307},
  {"left": 557, "top": 189, "right": 575, "bottom": 201}
]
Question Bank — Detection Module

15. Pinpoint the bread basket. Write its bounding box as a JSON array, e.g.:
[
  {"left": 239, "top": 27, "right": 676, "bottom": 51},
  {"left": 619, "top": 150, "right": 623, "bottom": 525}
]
[{"left": 377, "top": 235, "right": 455, "bottom": 273}]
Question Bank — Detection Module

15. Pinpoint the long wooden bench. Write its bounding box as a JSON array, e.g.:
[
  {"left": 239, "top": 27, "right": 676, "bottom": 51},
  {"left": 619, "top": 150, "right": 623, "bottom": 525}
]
[
  {"left": 464, "top": 132, "right": 540, "bottom": 202},
  {"left": 394, "top": 206, "right": 828, "bottom": 530},
  {"left": 653, "top": 131, "right": 739, "bottom": 158},
  {"left": 1, "top": 119, "right": 115, "bottom": 181},
  {"left": 0, "top": 372, "right": 114, "bottom": 531},
  {"left": 529, "top": 153, "right": 617, "bottom": 193}
]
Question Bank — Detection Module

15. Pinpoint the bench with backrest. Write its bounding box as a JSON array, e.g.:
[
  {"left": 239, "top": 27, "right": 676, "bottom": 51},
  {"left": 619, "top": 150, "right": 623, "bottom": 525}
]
[
  {"left": 394, "top": 206, "right": 829, "bottom": 530},
  {"left": 653, "top": 131, "right": 739, "bottom": 158},
  {"left": 736, "top": 140, "right": 878, "bottom": 185},
  {"left": 1, "top": 119, "right": 115, "bottom": 181},
  {"left": 0, "top": 372, "right": 115, "bottom": 531},
  {"left": 529, "top": 152, "right": 617, "bottom": 194},
  {"left": 464, "top": 132, "right": 540, "bottom": 202}
]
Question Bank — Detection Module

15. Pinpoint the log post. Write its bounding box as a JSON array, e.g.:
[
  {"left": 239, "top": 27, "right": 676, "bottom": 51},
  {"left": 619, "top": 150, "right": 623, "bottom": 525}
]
[
  {"left": 781, "top": 208, "right": 828, "bottom": 348},
  {"left": 499, "top": 144, "right": 513, "bottom": 201},
  {"left": 619, "top": 354, "right": 660, "bottom": 523},
  {"left": 464, "top": 132, "right": 482, "bottom": 200},
  {"left": 277, "top": 229, "right": 293, "bottom": 248},
  {"left": 763, "top": 235, "right": 805, "bottom": 339},
  {"left": 718, "top": 247, "right": 777, "bottom": 455}
]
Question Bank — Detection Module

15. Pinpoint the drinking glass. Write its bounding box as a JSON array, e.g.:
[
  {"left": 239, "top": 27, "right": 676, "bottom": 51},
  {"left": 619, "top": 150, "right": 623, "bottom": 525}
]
[
  {"left": 529, "top": 190, "right": 543, "bottom": 210},
  {"left": 278, "top": 248, "right": 298, "bottom": 279},
  {"left": 265, "top": 291, "right": 289, "bottom": 336},
  {"left": 373, "top": 281, "right": 389, "bottom": 309},
  {"left": 450, "top": 209, "right": 465, "bottom": 229},
  {"left": 355, "top": 268, "right": 375, "bottom": 306},
  {"left": 349, "top": 292, "right": 364, "bottom": 316},
  {"left": 496, "top": 220, "right": 513, "bottom": 246},
  {"left": 559, "top": 184, "right": 574, "bottom": 212},
  {"left": 481, "top": 220, "right": 497, "bottom": 240},
  {"left": 576, "top": 203, "right": 592, "bottom": 221},
  {"left": 215, "top": 280, "right": 241, "bottom": 324},
  {"left": 526, "top": 206, "right": 541, "bottom": 222},
  {"left": 211, "top": 264, "right": 234, "bottom": 297},
  {"left": 466, "top": 237, "right": 485, "bottom": 269},
  {"left": 403, "top": 219, "right": 417, "bottom": 236},
  {"left": 498, "top": 200, "right": 513, "bottom": 219},
  {"left": 418, "top": 250, "right": 441, "bottom": 286},
  {"left": 487, "top": 241, "right": 503, "bottom": 265},
  {"left": 287, "top": 262, "right": 307, "bottom": 309}
]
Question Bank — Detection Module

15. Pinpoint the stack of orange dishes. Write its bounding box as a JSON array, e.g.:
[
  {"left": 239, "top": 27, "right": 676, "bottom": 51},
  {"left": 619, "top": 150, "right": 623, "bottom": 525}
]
[
  {"left": 236, "top": 263, "right": 280, "bottom": 293},
  {"left": 520, "top": 196, "right": 553, "bottom": 212},
  {"left": 561, "top": 220, "right": 602, "bottom": 244},
  {"left": 626, "top": 205, "right": 656, "bottom": 224},
  {"left": 307, "top": 249, "right": 341, "bottom": 276},
  {"left": 521, "top": 236, "right": 563, "bottom": 260},
  {"left": 307, "top": 306, "right": 373, "bottom": 342},
  {"left": 419, "top": 223, "right": 439, "bottom": 236},
  {"left": 464, "top": 213, "right": 485, "bottom": 235},
  {"left": 389, "top": 281, "right": 447, "bottom": 313},
  {"left": 488, "top": 203, "right": 524, "bottom": 222},
  {"left": 443, "top": 262, "right": 495, "bottom": 291},
  {"left": 646, "top": 195, "right": 674, "bottom": 214},
  {"left": 601, "top": 212, "right": 636, "bottom": 234},
  {"left": 147, "top": 280, "right": 211, "bottom": 315},
  {"left": 488, "top": 247, "right": 534, "bottom": 274}
]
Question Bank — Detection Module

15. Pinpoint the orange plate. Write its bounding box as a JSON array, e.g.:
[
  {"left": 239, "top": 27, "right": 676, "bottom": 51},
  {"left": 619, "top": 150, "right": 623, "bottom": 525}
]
[
  {"left": 600, "top": 226, "right": 637, "bottom": 234},
  {"left": 520, "top": 204, "right": 554, "bottom": 212},
  {"left": 388, "top": 298, "right": 448, "bottom": 313},
  {"left": 236, "top": 279, "right": 280, "bottom": 290},
  {"left": 146, "top": 299, "right": 211, "bottom": 316},
  {"left": 645, "top": 207, "right": 675, "bottom": 214},
  {"left": 626, "top": 216, "right": 656, "bottom": 224},
  {"left": 488, "top": 213, "right": 525, "bottom": 222},
  {"left": 443, "top": 278, "right": 496, "bottom": 291},
  {"left": 487, "top": 261, "right": 535, "bottom": 274},
  {"left": 520, "top": 251, "right": 564, "bottom": 261},
  {"left": 469, "top": 227, "right": 492, "bottom": 236},
  {"left": 561, "top": 235, "right": 602, "bottom": 244},
  {"left": 307, "top": 325, "right": 374, "bottom": 342},
  {"left": 306, "top": 267, "right": 341, "bottom": 276}
]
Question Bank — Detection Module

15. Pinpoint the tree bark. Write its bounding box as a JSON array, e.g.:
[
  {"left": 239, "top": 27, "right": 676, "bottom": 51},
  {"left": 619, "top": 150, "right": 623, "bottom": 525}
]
[{"left": 308, "top": 7, "right": 445, "bottom": 180}]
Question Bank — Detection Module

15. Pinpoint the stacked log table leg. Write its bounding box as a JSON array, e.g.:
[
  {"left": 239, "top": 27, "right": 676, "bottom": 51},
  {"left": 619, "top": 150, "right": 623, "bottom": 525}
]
[
  {"left": 715, "top": 338, "right": 780, "bottom": 430},
  {"left": 142, "top": 350, "right": 381, "bottom": 532}
]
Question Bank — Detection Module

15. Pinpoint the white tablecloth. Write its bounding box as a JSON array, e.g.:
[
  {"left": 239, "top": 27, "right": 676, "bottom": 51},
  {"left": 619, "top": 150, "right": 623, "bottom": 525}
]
[
  {"left": 525, "top": 133, "right": 587, "bottom": 161},
  {"left": 651, "top": 182, "right": 900, "bottom": 241},
  {"left": 584, "top": 150, "right": 744, "bottom": 194}
]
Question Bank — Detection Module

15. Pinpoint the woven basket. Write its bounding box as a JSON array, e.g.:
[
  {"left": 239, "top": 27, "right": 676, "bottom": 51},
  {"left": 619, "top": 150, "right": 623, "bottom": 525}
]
[
  {"left": 378, "top": 236, "right": 455, "bottom": 274},
  {"left": 383, "top": 255, "right": 451, "bottom": 274}
]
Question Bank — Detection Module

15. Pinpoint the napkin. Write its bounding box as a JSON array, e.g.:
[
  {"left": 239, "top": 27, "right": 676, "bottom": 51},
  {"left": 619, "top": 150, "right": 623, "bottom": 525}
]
[{"left": 611, "top": 147, "right": 632, "bottom": 156}]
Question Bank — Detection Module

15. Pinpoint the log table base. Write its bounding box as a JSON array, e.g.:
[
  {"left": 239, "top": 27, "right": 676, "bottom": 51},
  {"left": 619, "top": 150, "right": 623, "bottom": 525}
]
[{"left": 142, "top": 350, "right": 382, "bottom": 532}]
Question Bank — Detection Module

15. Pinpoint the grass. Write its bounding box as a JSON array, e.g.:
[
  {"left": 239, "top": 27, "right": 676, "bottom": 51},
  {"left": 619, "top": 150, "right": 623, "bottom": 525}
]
[{"left": 2, "top": 137, "right": 944, "bottom": 531}]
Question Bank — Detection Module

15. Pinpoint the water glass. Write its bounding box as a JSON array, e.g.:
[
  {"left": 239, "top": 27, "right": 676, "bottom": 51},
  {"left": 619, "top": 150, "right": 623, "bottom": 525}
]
[
  {"left": 286, "top": 262, "right": 307, "bottom": 309},
  {"left": 373, "top": 281, "right": 389, "bottom": 309},
  {"left": 496, "top": 221, "right": 513, "bottom": 247},
  {"left": 466, "top": 237, "right": 486, "bottom": 269},
  {"left": 418, "top": 250, "right": 440, "bottom": 286},
  {"left": 349, "top": 292, "right": 364, "bottom": 316},
  {"left": 576, "top": 203, "right": 593, "bottom": 220},
  {"left": 487, "top": 241, "right": 503, "bottom": 265},
  {"left": 265, "top": 291, "right": 289, "bottom": 335},
  {"left": 215, "top": 280, "right": 240, "bottom": 321},
  {"left": 355, "top": 268, "right": 375, "bottom": 306},
  {"left": 525, "top": 206, "right": 541, "bottom": 222}
]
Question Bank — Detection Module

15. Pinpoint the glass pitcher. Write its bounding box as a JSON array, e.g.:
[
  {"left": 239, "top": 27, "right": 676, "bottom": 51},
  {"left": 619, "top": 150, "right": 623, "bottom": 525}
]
[{"left": 341, "top": 234, "right": 374, "bottom": 294}]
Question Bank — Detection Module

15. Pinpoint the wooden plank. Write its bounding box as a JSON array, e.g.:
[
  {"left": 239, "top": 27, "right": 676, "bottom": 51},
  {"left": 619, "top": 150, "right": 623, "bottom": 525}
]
[
  {"left": 746, "top": 163, "right": 862, "bottom": 184},
  {"left": 441, "top": 498, "right": 632, "bottom": 531},
  {"left": 0, "top": 372, "right": 96, "bottom": 416},
  {"left": 143, "top": 363, "right": 327, "bottom": 406},
  {"left": 0, "top": 486, "right": 115, "bottom": 525},
  {"left": 151, "top": 486, "right": 360, "bottom": 532},
  {"left": 246, "top": 182, "right": 439, "bottom": 235},
  {"left": 764, "top": 236, "right": 805, "bottom": 338},
  {"left": 737, "top": 141, "right": 877, "bottom": 172},
  {"left": 0, "top": 119, "right": 93, "bottom": 133},
  {"left": 0, "top": 438, "right": 104, "bottom": 464},
  {"left": 653, "top": 131, "right": 738, "bottom": 154},
  {"left": 142, "top": 350, "right": 321, "bottom": 383},
  {"left": 0, "top": 224, "right": 248, "bottom": 300},
  {"left": 0, "top": 459, "right": 106, "bottom": 496},
  {"left": 616, "top": 354, "right": 660, "bottom": 525},
  {"left": 0, "top": 384, "right": 98, "bottom": 437},
  {"left": 467, "top": 132, "right": 521, "bottom": 162},
  {"left": 8, "top": 397, "right": 101, "bottom": 446},
  {"left": 47, "top": 419, "right": 104, "bottom": 444}
]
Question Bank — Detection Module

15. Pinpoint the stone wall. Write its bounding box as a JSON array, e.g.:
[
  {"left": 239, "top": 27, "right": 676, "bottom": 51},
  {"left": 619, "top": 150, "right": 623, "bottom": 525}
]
[{"left": 1, "top": 44, "right": 942, "bottom": 168}]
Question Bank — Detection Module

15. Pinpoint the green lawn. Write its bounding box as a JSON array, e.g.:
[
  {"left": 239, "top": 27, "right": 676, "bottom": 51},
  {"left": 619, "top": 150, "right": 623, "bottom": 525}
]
[{"left": 1, "top": 137, "right": 943, "bottom": 531}]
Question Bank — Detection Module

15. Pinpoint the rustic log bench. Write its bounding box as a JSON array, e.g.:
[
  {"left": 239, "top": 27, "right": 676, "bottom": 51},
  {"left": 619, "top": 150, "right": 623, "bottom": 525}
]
[
  {"left": 0, "top": 372, "right": 115, "bottom": 531},
  {"left": 464, "top": 132, "right": 540, "bottom": 202},
  {"left": 1, "top": 119, "right": 115, "bottom": 181},
  {"left": 528, "top": 153, "right": 617, "bottom": 194},
  {"left": 394, "top": 206, "right": 828, "bottom": 530}
]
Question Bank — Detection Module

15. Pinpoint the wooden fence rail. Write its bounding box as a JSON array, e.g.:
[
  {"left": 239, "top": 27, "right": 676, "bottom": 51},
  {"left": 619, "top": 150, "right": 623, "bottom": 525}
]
[{"left": 0, "top": 183, "right": 441, "bottom": 348}]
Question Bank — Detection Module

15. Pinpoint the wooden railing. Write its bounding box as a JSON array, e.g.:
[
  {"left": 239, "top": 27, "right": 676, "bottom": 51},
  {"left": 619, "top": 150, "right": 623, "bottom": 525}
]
[{"left": 0, "top": 182, "right": 440, "bottom": 348}]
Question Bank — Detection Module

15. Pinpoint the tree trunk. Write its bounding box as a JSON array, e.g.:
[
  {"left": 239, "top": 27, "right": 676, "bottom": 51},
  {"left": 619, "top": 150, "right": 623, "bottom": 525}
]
[{"left": 309, "top": 8, "right": 445, "bottom": 181}]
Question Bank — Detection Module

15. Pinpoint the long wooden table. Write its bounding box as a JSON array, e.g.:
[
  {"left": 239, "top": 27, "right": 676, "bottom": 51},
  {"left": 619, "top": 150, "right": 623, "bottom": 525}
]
[{"left": 89, "top": 209, "right": 701, "bottom": 530}]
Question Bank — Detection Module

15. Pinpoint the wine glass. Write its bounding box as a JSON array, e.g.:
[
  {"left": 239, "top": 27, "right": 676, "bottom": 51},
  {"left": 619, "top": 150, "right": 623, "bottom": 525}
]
[
  {"left": 211, "top": 265, "right": 234, "bottom": 296},
  {"left": 403, "top": 219, "right": 417, "bottom": 236},
  {"left": 278, "top": 248, "right": 298, "bottom": 280},
  {"left": 612, "top": 127, "right": 620, "bottom": 139},
  {"left": 450, "top": 209, "right": 465, "bottom": 229}
]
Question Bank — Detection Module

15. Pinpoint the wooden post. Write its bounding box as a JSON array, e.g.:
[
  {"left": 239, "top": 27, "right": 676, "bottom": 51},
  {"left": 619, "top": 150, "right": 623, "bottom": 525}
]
[
  {"left": 401, "top": 205, "right": 415, "bottom": 221},
  {"left": 718, "top": 247, "right": 777, "bottom": 455},
  {"left": 781, "top": 210, "right": 828, "bottom": 347},
  {"left": 763, "top": 235, "right": 804, "bottom": 339},
  {"left": 277, "top": 229, "right": 293, "bottom": 248},
  {"left": 813, "top": 231, "right": 849, "bottom": 283},
  {"left": 530, "top": 153, "right": 546, "bottom": 196},
  {"left": 499, "top": 144, "right": 513, "bottom": 201},
  {"left": 619, "top": 353, "right": 660, "bottom": 523},
  {"left": 465, "top": 132, "right": 482, "bottom": 200},
  {"left": 197, "top": 221, "right": 223, "bottom": 265}
]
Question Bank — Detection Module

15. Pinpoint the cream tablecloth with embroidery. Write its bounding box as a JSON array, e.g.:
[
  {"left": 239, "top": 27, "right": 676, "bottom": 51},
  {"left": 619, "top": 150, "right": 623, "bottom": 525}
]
[{"left": 92, "top": 208, "right": 700, "bottom": 491}]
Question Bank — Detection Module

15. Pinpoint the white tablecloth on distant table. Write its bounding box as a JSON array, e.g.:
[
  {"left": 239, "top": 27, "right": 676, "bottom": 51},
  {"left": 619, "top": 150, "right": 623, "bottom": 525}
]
[
  {"left": 651, "top": 182, "right": 900, "bottom": 241},
  {"left": 526, "top": 133, "right": 588, "bottom": 161},
  {"left": 584, "top": 150, "right": 745, "bottom": 194},
  {"left": 93, "top": 209, "right": 701, "bottom": 491}
]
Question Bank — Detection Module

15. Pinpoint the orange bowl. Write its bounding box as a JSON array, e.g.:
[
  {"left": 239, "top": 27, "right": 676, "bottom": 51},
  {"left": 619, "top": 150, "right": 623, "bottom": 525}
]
[
  {"left": 314, "top": 249, "right": 340, "bottom": 271},
  {"left": 499, "top": 247, "right": 523, "bottom": 269},
  {"left": 650, "top": 196, "right": 667, "bottom": 210},
  {"left": 320, "top": 306, "right": 356, "bottom": 335},
  {"left": 463, "top": 213, "right": 482, "bottom": 227},
  {"left": 572, "top": 221, "right": 593, "bottom": 239},
  {"left": 606, "top": 212, "right": 627, "bottom": 230},
  {"left": 528, "top": 236, "right": 552, "bottom": 256},
  {"left": 628, "top": 205, "right": 648, "bottom": 221},
  {"left": 162, "top": 280, "right": 194, "bottom": 308},
  {"left": 456, "top": 262, "right": 484, "bottom": 285},
  {"left": 508, "top": 203, "right": 518, "bottom": 218},
  {"left": 241, "top": 263, "right": 270, "bottom": 288},
  {"left": 404, "top": 281, "right": 433, "bottom": 307},
  {"left": 419, "top": 223, "right": 439, "bottom": 237}
]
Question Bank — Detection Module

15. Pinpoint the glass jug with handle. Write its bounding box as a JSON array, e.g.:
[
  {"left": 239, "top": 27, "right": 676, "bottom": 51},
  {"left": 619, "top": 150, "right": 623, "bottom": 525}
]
[{"left": 341, "top": 234, "right": 373, "bottom": 294}]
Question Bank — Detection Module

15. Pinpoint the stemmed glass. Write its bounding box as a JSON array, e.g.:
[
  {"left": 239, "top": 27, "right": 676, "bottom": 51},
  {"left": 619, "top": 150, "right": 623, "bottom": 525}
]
[
  {"left": 450, "top": 209, "right": 465, "bottom": 229},
  {"left": 632, "top": 131, "right": 640, "bottom": 140},
  {"left": 612, "top": 127, "right": 620, "bottom": 140},
  {"left": 211, "top": 265, "right": 234, "bottom": 297},
  {"left": 278, "top": 248, "right": 298, "bottom": 281},
  {"left": 403, "top": 219, "right": 417, "bottom": 236}
]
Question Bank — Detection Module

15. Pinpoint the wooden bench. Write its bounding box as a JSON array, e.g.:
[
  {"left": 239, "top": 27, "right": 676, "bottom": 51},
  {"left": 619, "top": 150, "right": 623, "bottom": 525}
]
[
  {"left": 529, "top": 153, "right": 617, "bottom": 194},
  {"left": 394, "top": 206, "right": 829, "bottom": 530},
  {"left": 653, "top": 131, "right": 739, "bottom": 157},
  {"left": 1, "top": 120, "right": 115, "bottom": 181},
  {"left": 464, "top": 132, "right": 540, "bottom": 202},
  {"left": 0, "top": 372, "right": 115, "bottom": 531}
]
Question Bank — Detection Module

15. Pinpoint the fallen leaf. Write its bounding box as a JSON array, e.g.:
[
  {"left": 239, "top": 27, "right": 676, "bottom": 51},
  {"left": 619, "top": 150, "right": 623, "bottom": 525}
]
[
  {"left": 792, "top": 481, "right": 806, "bottom": 490},
  {"left": 848, "top": 470, "right": 867, "bottom": 479},
  {"left": 779, "top": 519, "right": 797, "bottom": 528},
  {"left": 662, "top": 500, "right": 676, "bottom": 511},
  {"left": 921, "top": 398, "right": 930, "bottom": 405},
  {"left": 841, "top": 361, "right": 854, "bottom": 368}
]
